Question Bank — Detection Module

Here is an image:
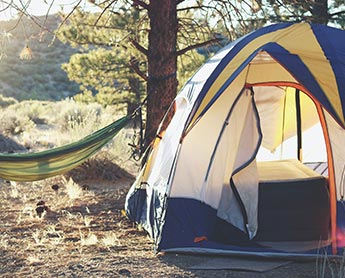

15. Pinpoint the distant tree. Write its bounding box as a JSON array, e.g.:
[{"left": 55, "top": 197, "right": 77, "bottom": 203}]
[{"left": 248, "top": 0, "right": 345, "bottom": 27}]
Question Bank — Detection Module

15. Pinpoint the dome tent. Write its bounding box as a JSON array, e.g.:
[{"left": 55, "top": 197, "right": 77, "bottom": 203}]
[{"left": 126, "top": 22, "right": 345, "bottom": 257}]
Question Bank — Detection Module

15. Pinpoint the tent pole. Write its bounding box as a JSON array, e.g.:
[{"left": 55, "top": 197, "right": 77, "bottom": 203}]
[
  {"left": 295, "top": 89, "right": 303, "bottom": 161},
  {"left": 316, "top": 103, "right": 337, "bottom": 255}
]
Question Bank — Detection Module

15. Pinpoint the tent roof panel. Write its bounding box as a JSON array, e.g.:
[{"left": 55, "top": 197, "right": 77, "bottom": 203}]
[{"left": 185, "top": 23, "right": 345, "bottom": 133}]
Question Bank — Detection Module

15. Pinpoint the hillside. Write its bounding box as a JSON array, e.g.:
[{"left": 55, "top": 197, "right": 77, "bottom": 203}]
[{"left": 0, "top": 14, "right": 80, "bottom": 101}]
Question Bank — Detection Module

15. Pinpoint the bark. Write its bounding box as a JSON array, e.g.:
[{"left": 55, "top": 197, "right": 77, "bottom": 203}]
[
  {"left": 311, "top": 0, "right": 329, "bottom": 24},
  {"left": 145, "top": 0, "right": 178, "bottom": 148}
]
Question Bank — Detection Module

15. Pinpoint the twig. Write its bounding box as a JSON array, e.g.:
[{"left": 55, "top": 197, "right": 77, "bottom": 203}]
[
  {"left": 129, "top": 37, "right": 148, "bottom": 56},
  {"left": 129, "top": 57, "right": 148, "bottom": 81},
  {"left": 51, "top": 0, "right": 83, "bottom": 46},
  {"left": 176, "top": 38, "right": 220, "bottom": 56}
]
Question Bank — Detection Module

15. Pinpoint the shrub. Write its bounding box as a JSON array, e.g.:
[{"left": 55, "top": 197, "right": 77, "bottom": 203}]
[
  {"left": 51, "top": 99, "right": 103, "bottom": 134},
  {"left": 0, "top": 108, "right": 35, "bottom": 135},
  {"left": 0, "top": 94, "right": 17, "bottom": 108},
  {"left": 12, "top": 100, "right": 50, "bottom": 124}
]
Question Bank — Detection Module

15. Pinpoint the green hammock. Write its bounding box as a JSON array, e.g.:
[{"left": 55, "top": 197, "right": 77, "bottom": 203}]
[{"left": 0, "top": 115, "right": 132, "bottom": 182}]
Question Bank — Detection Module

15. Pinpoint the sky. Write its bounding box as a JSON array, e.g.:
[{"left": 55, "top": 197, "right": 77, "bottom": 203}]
[{"left": 0, "top": 0, "right": 100, "bottom": 21}]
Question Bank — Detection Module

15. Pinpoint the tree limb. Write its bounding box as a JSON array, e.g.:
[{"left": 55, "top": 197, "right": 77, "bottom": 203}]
[
  {"left": 133, "top": 0, "right": 149, "bottom": 10},
  {"left": 52, "top": 0, "right": 82, "bottom": 45},
  {"left": 129, "top": 37, "right": 148, "bottom": 56},
  {"left": 176, "top": 0, "right": 186, "bottom": 5},
  {"left": 94, "top": 0, "right": 117, "bottom": 25},
  {"left": 129, "top": 57, "right": 148, "bottom": 81},
  {"left": 176, "top": 38, "right": 220, "bottom": 56},
  {"left": 329, "top": 10, "right": 345, "bottom": 17}
]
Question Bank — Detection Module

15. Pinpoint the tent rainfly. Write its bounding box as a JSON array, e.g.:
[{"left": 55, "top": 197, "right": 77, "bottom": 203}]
[{"left": 125, "top": 22, "right": 345, "bottom": 257}]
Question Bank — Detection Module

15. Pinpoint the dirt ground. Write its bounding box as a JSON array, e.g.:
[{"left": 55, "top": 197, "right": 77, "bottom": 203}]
[{"left": 0, "top": 162, "right": 340, "bottom": 278}]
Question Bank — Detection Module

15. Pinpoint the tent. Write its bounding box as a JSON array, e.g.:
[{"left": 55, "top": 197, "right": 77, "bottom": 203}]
[{"left": 125, "top": 22, "right": 345, "bottom": 257}]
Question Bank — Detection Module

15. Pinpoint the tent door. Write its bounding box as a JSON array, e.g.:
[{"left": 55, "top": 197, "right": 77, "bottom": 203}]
[{"left": 215, "top": 87, "right": 262, "bottom": 239}]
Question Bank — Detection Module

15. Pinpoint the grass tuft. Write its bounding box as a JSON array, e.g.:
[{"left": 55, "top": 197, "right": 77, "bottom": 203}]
[
  {"left": 65, "top": 178, "right": 83, "bottom": 200},
  {"left": 80, "top": 230, "right": 98, "bottom": 246},
  {"left": 101, "top": 232, "right": 120, "bottom": 248}
]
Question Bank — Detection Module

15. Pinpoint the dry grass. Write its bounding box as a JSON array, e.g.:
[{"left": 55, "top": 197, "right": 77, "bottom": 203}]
[{"left": 0, "top": 174, "right": 160, "bottom": 277}]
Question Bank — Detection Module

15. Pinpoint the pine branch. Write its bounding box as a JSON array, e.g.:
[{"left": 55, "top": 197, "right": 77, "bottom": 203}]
[
  {"left": 94, "top": 0, "right": 117, "bottom": 25},
  {"left": 176, "top": 0, "right": 186, "bottom": 5},
  {"left": 129, "top": 57, "right": 148, "bottom": 81},
  {"left": 133, "top": 0, "right": 149, "bottom": 10},
  {"left": 329, "top": 10, "right": 345, "bottom": 18},
  {"left": 51, "top": 0, "right": 82, "bottom": 45},
  {"left": 129, "top": 38, "right": 148, "bottom": 56},
  {"left": 176, "top": 38, "right": 220, "bottom": 56}
]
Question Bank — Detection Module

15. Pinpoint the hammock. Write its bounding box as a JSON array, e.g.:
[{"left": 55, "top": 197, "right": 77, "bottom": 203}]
[{"left": 0, "top": 115, "right": 132, "bottom": 182}]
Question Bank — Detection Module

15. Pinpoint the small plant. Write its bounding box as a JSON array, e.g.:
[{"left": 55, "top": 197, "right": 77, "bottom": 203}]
[
  {"left": 0, "top": 234, "right": 9, "bottom": 249},
  {"left": 101, "top": 232, "right": 120, "bottom": 248},
  {"left": 57, "top": 99, "right": 102, "bottom": 132},
  {"left": 9, "top": 182, "right": 19, "bottom": 198},
  {"left": 26, "top": 255, "right": 41, "bottom": 265},
  {"left": 0, "top": 94, "right": 17, "bottom": 108},
  {"left": 316, "top": 247, "right": 345, "bottom": 278},
  {"left": 12, "top": 100, "right": 48, "bottom": 124},
  {"left": 65, "top": 178, "right": 83, "bottom": 199},
  {"left": 32, "top": 226, "right": 64, "bottom": 246},
  {"left": 46, "top": 226, "right": 64, "bottom": 245},
  {"left": 0, "top": 108, "right": 35, "bottom": 136},
  {"left": 83, "top": 215, "right": 92, "bottom": 227},
  {"left": 18, "top": 205, "right": 35, "bottom": 223},
  {"left": 32, "top": 230, "right": 45, "bottom": 245},
  {"left": 79, "top": 230, "right": 98, "bottom": 246}
]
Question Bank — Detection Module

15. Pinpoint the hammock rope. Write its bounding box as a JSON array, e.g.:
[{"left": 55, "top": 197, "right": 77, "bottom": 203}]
[{"left": 0, "top": 115, "right": 133, "bottom": 182}]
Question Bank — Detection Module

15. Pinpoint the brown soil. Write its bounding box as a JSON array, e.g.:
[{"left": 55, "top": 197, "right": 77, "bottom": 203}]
[{"left": 0, "top": 162, "right": 339, "bottom": 278}]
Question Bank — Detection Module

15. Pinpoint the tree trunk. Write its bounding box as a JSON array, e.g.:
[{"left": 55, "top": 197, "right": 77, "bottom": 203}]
[
  {"left": 311, "top": 0, "right": 329, "bottom": 24},
  {"left": 145, "top": 0, "right": 178, "bottom": 148}
]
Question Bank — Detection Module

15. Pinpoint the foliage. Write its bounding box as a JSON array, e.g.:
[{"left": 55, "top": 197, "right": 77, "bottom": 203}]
[
  {"left": 57, "top": 4, "right": 215, "bottom": 109},
  {"left": 58, "top": 7, "right": 146, "bottom": 110},
  {"left": 247, "top": 0, "right": 345, "bottom": 27},
  {"left": 56, "top": 99, "right": 103, "bottom": 132},
  {"left": 0, "top": 98, "right": 134, "bottom": 158},
  {"left": 0, "top": 93, "right": 17, "bottom": 107},
  {"left": 0, "top": 15, "right": 80, "bottom": 101},
  {"left": 0, "top": 107, "right": 35, "bottom": 136}
]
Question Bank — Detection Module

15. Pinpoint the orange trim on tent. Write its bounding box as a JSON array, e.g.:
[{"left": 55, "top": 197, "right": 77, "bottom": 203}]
[
  {"left": 247, "top": 81, "right": 338, "bottom": 254},
  {"left": 316, "top": 103, "right": 337, "bottom": 255},
  {"left": 194, "top": 236, "right": 208, "bottom": 243}
]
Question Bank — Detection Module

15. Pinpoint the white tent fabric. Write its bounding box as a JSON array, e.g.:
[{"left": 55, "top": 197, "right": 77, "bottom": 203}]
[
  {"left": 170, "top": 71, "right": 247, "bottom": 203},
  {"left": 216, "top": 89, "right": 261, "bottom": 238},
  {"left": 254, "top": 86, "right": 320, "bottom": 153},
  {"left": 147, "top": 96, "right": 190, "bottom": 190}
]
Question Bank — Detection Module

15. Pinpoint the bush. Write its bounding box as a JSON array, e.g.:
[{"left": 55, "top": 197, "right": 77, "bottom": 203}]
[
  {"left": 0, "top": 94, "right": 17, "bottom": 108},
  {"left": 11, "top": 100, "right": 50, "bottom": 124},
  {"left": 54, "top": 99, "right": 103, "bottom": 132},
  {"left": 0, "top": 108, "right": 35, "bottom": 135}
]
